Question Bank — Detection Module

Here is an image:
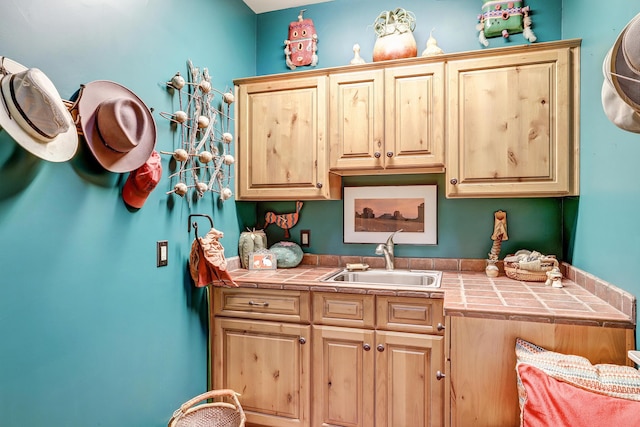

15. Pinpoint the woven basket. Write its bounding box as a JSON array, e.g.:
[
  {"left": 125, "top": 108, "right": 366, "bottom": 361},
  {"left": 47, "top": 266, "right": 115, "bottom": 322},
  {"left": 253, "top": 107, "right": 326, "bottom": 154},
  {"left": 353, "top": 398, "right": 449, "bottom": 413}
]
[
  {"left": 168, "top": 389, "right": 246, "bottom": 427},
  {"left": 504, "top": 255, "right": 559, "bottom": 282}
]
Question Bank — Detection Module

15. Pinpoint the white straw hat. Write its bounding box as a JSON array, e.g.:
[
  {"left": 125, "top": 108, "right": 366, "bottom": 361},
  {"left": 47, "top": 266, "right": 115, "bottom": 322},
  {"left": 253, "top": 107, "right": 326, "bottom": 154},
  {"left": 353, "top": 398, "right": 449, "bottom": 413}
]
[
  {"left": 602, "top": 48, "right": 640, "bottom": 133},
  {"left": 609, "top": 13, "right": 640, "bottom": 111},
  {"left": 0, "top": 57, "right": 78, "bottom": 162}
]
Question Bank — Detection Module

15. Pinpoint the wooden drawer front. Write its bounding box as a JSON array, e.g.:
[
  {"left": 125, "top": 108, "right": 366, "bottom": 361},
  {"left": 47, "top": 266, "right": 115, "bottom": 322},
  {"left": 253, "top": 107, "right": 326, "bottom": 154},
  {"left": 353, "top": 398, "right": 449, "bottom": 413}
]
[
  {"left": 376, "top": 296, "right": 444, "bottom": 334},
  {"left": 214, "top": 288, "right": 310, "bottom": 323},
  {"left": 312, "top": 293, "right": 375, "bottom": 328}
]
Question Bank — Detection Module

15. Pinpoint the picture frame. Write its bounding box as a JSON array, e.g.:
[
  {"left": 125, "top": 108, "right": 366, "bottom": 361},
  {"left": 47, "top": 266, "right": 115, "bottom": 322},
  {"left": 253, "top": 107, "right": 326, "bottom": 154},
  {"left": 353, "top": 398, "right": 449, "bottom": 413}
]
[
  {"left": 343, "top": 185, "right": 437, "bottom": 245},
  {"left": 248, "top": 249, "right": 277, "bottom": 270}
]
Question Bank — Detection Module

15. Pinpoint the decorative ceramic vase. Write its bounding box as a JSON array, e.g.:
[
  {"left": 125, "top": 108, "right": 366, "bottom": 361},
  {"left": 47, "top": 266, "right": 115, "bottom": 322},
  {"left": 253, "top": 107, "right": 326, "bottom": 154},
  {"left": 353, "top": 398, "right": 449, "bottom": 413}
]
[
  {"left": 485, "top": 260, "right": 499, "bottom": 278},
  {"left": 371, "top": 9, "right": 417, "bottom": 62},
  {"left": 373, "top": 30, "right": 417, "bottom": 62},
  {"left": 269, "top": 241, "right": 304, "bottom": 268},
  {"left": 373, "top": 31, "right": 418, "bottom": 62}
]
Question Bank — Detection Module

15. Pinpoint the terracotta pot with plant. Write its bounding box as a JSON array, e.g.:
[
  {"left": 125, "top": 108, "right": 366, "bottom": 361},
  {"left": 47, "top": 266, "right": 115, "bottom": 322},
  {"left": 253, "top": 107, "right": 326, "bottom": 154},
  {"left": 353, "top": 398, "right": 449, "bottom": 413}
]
[{"left": 372, "top": 8, "right": 417, "bottom": 62}]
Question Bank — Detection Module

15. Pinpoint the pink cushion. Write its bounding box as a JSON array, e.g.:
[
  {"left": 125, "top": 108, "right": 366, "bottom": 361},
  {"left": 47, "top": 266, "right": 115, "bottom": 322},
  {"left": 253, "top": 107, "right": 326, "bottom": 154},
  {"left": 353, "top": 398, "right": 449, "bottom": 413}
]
[
  {"left": 517, "top": 364, "right": 640, "bottom": 427},
  {"left": 515, "top": 338, "right": 640, "bottom": 400},
  {"left": 515, "top": 338, "right": 640, "bottom": 427}
]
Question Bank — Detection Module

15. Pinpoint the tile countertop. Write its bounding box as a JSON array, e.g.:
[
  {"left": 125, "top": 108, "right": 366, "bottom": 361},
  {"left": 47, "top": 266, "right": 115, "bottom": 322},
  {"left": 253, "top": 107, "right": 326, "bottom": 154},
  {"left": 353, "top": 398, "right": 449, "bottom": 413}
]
[{"left": 227, "top": 256, "right": 635, "bottom": 328}]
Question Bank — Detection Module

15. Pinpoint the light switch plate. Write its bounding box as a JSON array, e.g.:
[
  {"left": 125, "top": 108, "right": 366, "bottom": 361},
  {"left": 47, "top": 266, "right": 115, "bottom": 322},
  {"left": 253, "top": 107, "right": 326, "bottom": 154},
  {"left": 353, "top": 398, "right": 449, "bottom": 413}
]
[
  {"left": 300, "top": 230, "right": 310, "bottom": 247},
  {"left": 157, "top": 240, "right": 168, "bottom": 267}
]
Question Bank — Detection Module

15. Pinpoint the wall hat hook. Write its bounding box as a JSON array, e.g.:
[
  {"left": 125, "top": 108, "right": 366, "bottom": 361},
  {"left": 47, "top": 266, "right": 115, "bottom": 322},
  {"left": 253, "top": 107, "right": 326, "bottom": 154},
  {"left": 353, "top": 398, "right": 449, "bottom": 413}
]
[{"left": 188, "top": 213, "right": 213, "bottom": 239}]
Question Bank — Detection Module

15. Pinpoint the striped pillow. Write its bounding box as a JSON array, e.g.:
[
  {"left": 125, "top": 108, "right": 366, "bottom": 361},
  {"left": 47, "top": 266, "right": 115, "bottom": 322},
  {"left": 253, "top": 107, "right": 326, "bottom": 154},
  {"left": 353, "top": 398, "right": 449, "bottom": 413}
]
[{"left": 515, "top": 337, "right": 640, "bottom": 401}]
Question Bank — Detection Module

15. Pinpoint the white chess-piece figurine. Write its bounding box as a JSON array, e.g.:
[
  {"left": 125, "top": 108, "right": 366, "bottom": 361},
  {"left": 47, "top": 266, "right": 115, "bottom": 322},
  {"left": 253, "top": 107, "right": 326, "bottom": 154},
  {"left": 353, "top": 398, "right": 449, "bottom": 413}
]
[{"left": 350, "top": 43, "right": 366, "bottom": 65}]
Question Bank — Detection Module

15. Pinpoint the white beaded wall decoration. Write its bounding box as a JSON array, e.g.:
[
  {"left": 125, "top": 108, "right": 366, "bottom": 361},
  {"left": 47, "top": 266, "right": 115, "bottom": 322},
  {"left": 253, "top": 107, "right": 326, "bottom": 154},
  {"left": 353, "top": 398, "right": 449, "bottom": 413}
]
[{"left": 160, "top": 60, "right": 235, "bottom": 203}]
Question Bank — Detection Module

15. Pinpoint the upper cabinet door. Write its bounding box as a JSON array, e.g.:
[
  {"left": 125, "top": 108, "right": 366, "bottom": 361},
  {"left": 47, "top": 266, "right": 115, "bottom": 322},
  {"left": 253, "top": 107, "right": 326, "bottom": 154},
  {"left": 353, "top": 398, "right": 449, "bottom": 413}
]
[
  {"left": 384, "top": 63, "right": 445, "bottom": 170},
  {"left": 329, "top": 69, "right": 385, "bottom": 171},
  {"left": 446, "top": 46, "right": 579, "bottom": 198},
  {"left": 328, "top": 63, "right": 445, "bottom": 175},
  {"left": 235, "top": 75, "right": 340, "bottom": 200}
]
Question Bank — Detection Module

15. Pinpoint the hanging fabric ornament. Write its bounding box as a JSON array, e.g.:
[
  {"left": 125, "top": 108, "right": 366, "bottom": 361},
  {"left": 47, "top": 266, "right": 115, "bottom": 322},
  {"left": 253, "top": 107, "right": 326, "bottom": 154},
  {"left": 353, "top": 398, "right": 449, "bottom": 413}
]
[
  {"left": 284, "top": 10, "right": 318, "bottom": 70},
  {"left": 189, "top": 227, "right": 238, "bottom": 287}
]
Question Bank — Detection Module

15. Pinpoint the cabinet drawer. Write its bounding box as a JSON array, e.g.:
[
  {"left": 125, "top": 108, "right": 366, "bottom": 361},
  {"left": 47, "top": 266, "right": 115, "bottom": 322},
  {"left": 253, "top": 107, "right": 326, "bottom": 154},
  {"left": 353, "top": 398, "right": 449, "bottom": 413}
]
[
  {"left": 312, "top": 292, "right": 375, "bottom": 328},
  {"left": 213, "top": 288, "right": 310, "bottom": 323},
  {"left": 376, "top": 296, "right": 444, "bottom": 334}
]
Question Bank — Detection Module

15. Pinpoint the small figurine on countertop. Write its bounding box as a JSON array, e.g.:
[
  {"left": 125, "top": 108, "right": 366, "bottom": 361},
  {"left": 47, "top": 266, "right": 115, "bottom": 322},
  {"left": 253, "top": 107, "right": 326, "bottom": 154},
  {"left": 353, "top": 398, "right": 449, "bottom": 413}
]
[
  {"left": 284, "top": 9, "right": 318, "bottom": 70},
  {"left": 421, "top": 29, "right": 444, "bottom": 57},
  {"left": 486, "top": 210, "right": 508, "bottom": 277},
  {"left": 545, "top": 266, "right": 563, "bottom": 288},
  {"left": 477, "top": 0, "right": 536, "bottom": 47},
  {"left": 350, "top": 43, "right": 366, "bottom": 65},
  {"left": 238, "top": 228, "right": 268, "bottom": 269}
]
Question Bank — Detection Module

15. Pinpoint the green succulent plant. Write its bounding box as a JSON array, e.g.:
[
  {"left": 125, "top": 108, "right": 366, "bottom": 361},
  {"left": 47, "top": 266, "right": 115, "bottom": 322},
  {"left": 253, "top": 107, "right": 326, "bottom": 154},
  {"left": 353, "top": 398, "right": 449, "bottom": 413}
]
[{"left": 372, "top": 8, "right": 416, "bottom": 37}]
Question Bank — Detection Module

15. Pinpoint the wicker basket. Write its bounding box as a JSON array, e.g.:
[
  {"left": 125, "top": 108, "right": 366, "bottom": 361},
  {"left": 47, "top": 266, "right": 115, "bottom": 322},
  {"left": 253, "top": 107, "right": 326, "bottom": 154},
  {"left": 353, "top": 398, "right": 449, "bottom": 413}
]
[
  {"left": 504, "top": 255, "right": 559, "bottom": 282},
  {"left": 168, "top": 389, "right": 246, "bottom": 427}
]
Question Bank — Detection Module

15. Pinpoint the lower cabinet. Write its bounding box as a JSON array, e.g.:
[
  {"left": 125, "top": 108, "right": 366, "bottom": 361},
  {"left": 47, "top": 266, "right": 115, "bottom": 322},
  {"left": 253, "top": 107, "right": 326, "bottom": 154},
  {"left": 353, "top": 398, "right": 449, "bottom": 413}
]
[
  {"left": 213, "top": 318, "right": 311, "bottom": 427},
  {"left": 312, "top": 326, "right": 444, "bottom": 427},
  {"left": 448, "top": 316, "right": 635, "bottom": 427},
  {"left": 211, "top": 288, "right": 445, "bottom": 427}
]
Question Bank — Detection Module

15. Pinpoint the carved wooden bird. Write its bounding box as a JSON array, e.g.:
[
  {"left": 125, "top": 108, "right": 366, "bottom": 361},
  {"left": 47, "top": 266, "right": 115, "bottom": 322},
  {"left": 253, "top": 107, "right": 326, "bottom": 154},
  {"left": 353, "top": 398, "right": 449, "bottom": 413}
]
[{"left": 264, "top": 201, "right": 303, "bottom": 238}]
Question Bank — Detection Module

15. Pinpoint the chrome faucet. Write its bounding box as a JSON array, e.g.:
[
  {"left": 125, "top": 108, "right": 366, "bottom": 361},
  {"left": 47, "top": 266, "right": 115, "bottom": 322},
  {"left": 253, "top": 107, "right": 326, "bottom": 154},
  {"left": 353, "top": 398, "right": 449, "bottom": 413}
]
[{"left": 375, "top": 229, "right": 403, "bottom": 271}]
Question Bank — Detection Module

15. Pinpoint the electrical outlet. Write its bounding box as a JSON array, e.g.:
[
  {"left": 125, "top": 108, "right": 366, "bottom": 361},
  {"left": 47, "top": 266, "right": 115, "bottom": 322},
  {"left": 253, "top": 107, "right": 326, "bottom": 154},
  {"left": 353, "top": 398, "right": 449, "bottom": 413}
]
[
  {"left": 157, "top": 241, "right": 168, "bottom": 267},
  {"left": 300, "top": 230, "right": 310, "bottom": 247}
]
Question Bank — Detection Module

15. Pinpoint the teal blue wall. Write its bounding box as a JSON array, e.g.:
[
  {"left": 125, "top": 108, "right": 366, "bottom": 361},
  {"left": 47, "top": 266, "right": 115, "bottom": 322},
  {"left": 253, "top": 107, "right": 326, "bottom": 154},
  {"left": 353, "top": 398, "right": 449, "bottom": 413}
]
[
  {"left": 2, "top": 0, "right": 640, "bottom": 426},
  {"left": 238, "top": 0, "right": 566, "bottom": 260},
  {"left": 0, "top": 1, "right": 255, "bottom": 426},
  {"left": 562, "top": 3, "right": 640, "bottom": 325},
  {"left": 256, "top": 0, "right": 562, "bottom": 75}
]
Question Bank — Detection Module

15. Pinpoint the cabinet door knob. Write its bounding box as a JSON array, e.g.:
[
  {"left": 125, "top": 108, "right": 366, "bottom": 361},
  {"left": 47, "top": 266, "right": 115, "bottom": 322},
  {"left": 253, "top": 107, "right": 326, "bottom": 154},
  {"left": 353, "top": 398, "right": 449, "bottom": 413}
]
[
  {"left": 316, "top": 182, "right": 323, "bottom": 189},
  {"left": 299, "top": 337, "right": 306, "bottom": 345},
  {"left": 374, "top": 152, "right": 381, "bottom": 158},
  {"left": 437, "top": 322, "right": 445, "bottom": 331},
  {"left": 248, "top": 300, "right": 269, "bottom": 307},
  {"left": 377, "top": 344, "right": 385, "bottom": 352},
  {"left": 450, "top": 178, "right": 458, "bottom": 185},
  {"left": 386, "top": 151, "right": 393, "bottom": 158},
  {"left": 363, "top": 343, "right": 371, "bottom": 351},
  {"left": 436, "top": 370, "right": 446, "bottom": 380}
]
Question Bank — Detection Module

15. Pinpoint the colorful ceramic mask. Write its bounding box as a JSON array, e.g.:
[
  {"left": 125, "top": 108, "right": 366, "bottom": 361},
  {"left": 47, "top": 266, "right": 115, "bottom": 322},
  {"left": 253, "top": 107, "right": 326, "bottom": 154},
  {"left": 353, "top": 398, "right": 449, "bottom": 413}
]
[
  {"left": 477, "top": 1, "right": 536, "bottom": 46},
  {"left": 284, "top": 10, "right": 318, "bottom": 70}
]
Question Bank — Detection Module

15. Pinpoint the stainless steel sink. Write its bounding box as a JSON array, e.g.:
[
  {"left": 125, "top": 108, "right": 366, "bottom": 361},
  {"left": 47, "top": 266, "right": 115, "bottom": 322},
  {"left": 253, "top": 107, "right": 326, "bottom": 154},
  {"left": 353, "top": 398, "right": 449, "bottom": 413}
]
[{"left": 321, "top": 269, "right": 442, "bottom": 288}]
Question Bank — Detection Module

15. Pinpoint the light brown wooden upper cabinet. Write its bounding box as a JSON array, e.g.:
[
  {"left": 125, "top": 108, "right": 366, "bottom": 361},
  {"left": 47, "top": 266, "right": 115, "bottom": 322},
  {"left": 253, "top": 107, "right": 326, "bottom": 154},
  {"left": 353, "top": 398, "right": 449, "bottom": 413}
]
[
  {"left": 235, "top": 75, "right": 340, "bottom": 200},
  {"left": 446, "top": 40, "right": 581, "bottom": 198},
  {"left": 328, "top": 63, "right": 445, "bottom": 175}
]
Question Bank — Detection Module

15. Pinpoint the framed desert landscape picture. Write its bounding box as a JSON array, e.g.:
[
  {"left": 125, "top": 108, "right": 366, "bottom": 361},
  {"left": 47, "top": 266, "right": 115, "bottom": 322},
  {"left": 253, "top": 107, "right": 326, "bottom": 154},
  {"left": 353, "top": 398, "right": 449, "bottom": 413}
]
[{"left": 343, "top": 185, "right": 437, "bottom": 244}]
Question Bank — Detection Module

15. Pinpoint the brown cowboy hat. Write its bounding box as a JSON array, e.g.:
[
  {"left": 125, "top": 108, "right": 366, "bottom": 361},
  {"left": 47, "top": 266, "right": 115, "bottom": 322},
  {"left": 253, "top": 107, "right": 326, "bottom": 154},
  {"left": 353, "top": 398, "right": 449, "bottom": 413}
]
[{"left": 76, "top": 80, "right": 156, "bottom": 173}]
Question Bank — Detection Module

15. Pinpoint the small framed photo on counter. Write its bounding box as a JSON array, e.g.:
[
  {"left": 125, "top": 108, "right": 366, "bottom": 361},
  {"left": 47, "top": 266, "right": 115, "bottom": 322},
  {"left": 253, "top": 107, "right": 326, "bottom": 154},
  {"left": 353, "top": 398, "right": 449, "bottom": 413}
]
[{"left": 248, "top": 250, "right": 277, "bottom": 270}]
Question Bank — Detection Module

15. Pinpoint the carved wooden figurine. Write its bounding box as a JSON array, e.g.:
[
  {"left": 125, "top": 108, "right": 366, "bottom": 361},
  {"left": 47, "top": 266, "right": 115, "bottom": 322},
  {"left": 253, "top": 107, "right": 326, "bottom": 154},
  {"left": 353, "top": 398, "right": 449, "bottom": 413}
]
[{"left": 486, "top": 210, "right": 508, "bottom": 277}]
